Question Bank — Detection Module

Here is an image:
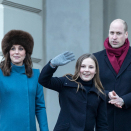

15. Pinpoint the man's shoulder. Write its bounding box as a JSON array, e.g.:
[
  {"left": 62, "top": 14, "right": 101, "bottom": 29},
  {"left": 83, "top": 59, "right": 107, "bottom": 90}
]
[
  {"left": 127, "top": 46, "right": 131, "bottom": 55},
  {"left": 93, "top": 49, "right": 106, "bottom": 58},
  {"left": 129, "top": 46, "right": 131, "bottom": 50}
]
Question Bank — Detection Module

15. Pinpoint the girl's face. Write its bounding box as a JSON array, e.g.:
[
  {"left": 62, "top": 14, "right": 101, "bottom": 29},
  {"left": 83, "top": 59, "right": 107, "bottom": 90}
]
[
  {"left": 79, "top": 58, "right": 96, "bottom": 81},
  {"left": 9, "top": 45, "right": 26, "bottom": 66}
]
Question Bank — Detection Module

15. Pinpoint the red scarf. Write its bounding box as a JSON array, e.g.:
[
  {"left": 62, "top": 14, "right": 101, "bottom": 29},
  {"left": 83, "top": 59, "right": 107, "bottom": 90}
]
[{"left": 104, "top": 37, "right": 130, "bottom": 74}]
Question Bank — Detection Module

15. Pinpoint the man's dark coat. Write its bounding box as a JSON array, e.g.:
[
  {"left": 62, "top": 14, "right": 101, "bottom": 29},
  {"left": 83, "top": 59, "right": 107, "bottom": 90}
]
[
  {"left": 38, "top": 62, "right": 108, "bottom": 131},
  {"left": 94, "top": 47, "right": 131, "bottom": 131}
]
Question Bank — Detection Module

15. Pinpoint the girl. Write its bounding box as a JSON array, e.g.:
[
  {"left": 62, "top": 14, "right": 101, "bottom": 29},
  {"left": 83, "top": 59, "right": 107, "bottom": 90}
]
[{"left": 39, "top": 51, "right": 108, "bottom": 131}]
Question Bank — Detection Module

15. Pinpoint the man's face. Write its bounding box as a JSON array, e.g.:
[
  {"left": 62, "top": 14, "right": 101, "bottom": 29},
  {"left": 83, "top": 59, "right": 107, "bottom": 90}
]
[{"left": 109, "top": 21, "right": 128, "bottom": 48}]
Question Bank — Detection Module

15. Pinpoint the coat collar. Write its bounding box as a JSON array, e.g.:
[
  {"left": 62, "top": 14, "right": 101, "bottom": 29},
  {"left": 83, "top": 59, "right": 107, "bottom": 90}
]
[
  {"left": 89, "top": 85, "right": 106, "bottom": 101},
  {"left": 64, "top": 77, "right": 106, "bottom": 101},
  {"left": 11, "top": 63, "right": 26, "bottom": 74},
  {"left": 104, "top": 50, "right": 117, "bottom": 77}
]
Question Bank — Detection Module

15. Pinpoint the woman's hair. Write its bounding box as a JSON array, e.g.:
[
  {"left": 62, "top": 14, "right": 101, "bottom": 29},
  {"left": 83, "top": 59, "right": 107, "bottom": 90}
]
[
  {"left": 0, "top": 30, "right": 34, "bottom": 77},
  {"left": 65, "top": 53, "right": 104, "bottom": 94}
]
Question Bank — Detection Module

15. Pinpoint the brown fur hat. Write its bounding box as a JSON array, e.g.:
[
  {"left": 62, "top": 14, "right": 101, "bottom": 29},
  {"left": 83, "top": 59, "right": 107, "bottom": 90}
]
[{"left": 2, "top": 30, "right": 34, "bottom": 56}]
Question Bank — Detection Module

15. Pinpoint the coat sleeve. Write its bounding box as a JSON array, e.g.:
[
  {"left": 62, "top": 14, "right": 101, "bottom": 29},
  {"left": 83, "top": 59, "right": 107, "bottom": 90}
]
[
  {"left": 95, "top": 97, "right": 108, "bottom": 131},
  {"left": 104, "top": 90, "right": 110, "bottom": 103},
  {"left": 35, "top": 70, "right": 49, "bottom": 131},
  {"left": 38, "top": 61, "right": 65, "bottom": 92},
  {"left": 121, "top": 92, "right": 131, "bottom": 109}
]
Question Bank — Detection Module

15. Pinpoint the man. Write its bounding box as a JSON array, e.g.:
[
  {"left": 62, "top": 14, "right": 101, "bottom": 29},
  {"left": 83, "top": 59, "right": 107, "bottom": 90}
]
[{"left": 94, "top": 19, "right": 131, "bottom": 131}]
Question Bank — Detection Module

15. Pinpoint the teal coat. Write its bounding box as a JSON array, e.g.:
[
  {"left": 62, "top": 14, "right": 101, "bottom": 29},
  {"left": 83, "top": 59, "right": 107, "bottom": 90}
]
[{"left": 0, "top": 64, "right": 48, "bottom": 131}]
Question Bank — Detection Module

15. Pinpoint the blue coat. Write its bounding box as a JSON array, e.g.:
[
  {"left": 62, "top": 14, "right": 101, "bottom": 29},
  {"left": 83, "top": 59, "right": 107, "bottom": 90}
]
[
  {"left": 0, "top": 64, "right": 48, "bottom": 131},
  {"left": 38, "top": 62, "right": 108, "bottom": 131},
  {"left": 94, "top": 47, "right": 131, "bottom": 131}
]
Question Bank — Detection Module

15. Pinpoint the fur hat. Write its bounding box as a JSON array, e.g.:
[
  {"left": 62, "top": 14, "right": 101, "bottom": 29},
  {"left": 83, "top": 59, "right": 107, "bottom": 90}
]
[{"left": 2, "top": 30, "right": 34, "bottom": 56}]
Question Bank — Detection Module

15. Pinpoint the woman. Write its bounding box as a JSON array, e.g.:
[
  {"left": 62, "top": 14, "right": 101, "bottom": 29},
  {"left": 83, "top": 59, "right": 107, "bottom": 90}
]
[
  {"left": 38, "top": 51, "right": 108, "bottom": 131},
  {"left": 0, "top": 30, "right": 48, "bottom": 131}
]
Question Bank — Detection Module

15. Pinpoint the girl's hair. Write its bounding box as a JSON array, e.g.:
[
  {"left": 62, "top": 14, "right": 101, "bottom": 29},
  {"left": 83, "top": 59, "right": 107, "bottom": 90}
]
[
  {"left": 0, "top": 30, "right": 34, "bottom": 77},
  {"left": 65, "top": 53, "right": 104, "bottom": 94}
]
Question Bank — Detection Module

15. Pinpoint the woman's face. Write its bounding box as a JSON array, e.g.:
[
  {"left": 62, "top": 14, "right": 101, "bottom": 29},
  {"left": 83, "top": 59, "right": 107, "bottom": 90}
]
[
  {"left": 79, "top": 58, "right": 96, "bottom": 81},
  {"left": 9, "top": 45, "right": 26, "bottom": 66}
]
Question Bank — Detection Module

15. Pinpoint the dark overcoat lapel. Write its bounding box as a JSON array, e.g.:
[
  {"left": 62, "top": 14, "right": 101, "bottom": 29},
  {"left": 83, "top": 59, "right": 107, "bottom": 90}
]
[
  {"left": 117, "top": 48, "right": 131, "bottom": 78},
  {"left": 104, "top": 52, "right": 117, "bottom": 77},
  {"left": 104, "top": 48, "right": 131, "bottom": 78}
]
